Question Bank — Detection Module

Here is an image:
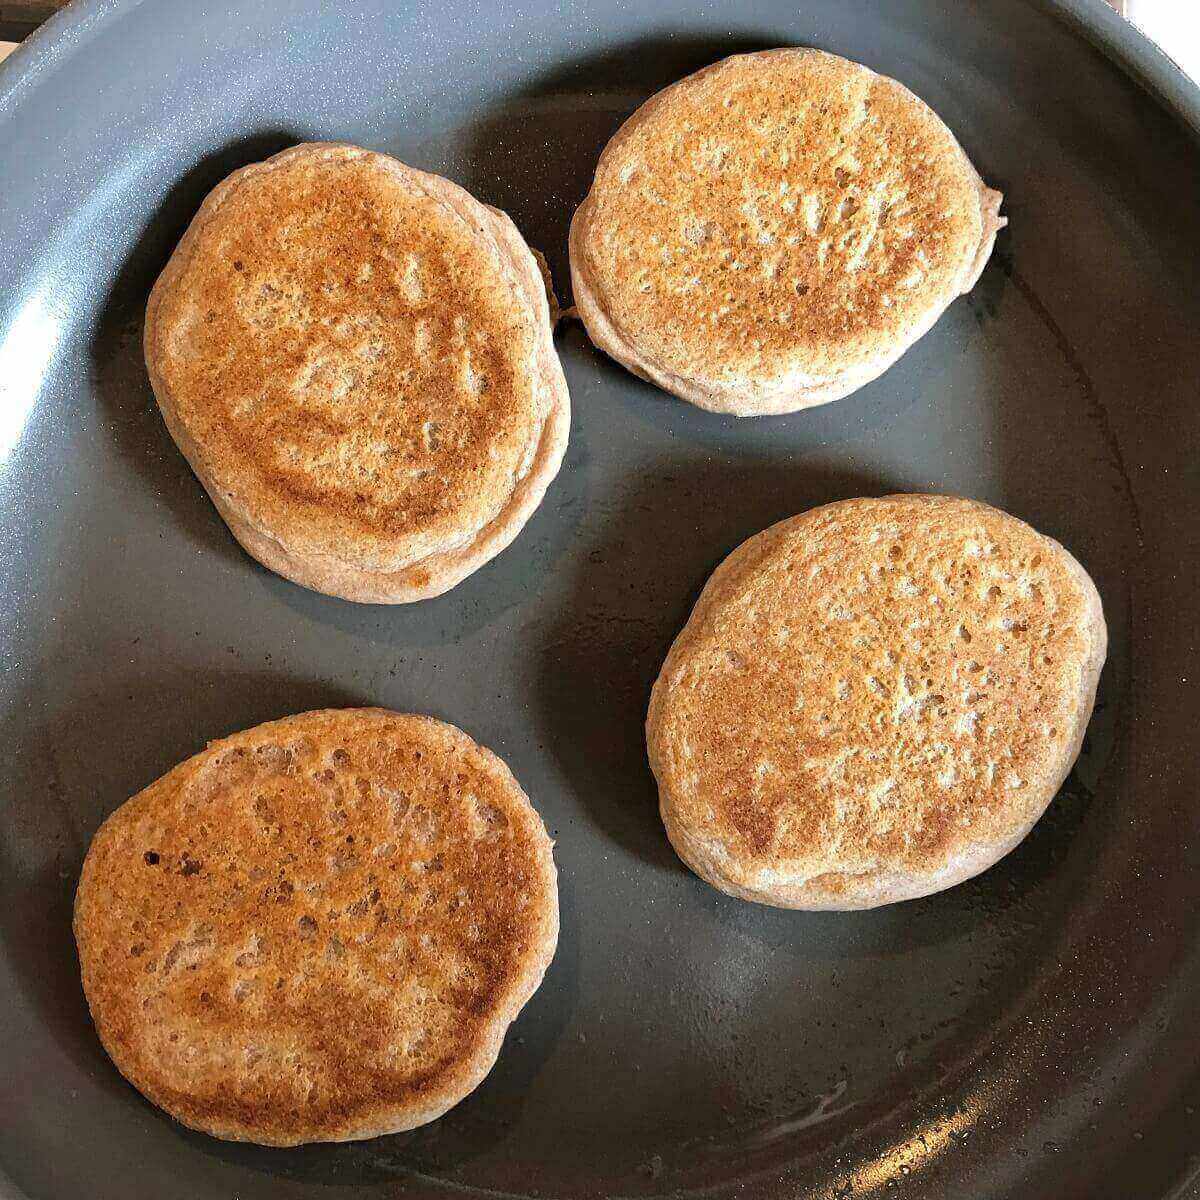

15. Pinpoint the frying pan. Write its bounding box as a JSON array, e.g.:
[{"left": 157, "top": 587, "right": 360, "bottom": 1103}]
[{"left": 1, "top": 1, "right": 1198, "bottom": 1197}]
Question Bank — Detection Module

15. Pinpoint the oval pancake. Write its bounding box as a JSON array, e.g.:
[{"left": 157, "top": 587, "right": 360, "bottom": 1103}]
[
  {"left": 145, "top": 143, "right": 570, "bottom": 603},
  {"left": 570, "top": 49, "right": 1005, "bottom": 415},
  {"left": 647, "top": 496, "right": 1106, "bottom": 908},
  {"left": 73, "top": 709, "right": 558, "bottom": 1144}
]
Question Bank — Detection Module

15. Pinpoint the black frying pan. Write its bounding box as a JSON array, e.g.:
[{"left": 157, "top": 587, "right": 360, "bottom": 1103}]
[{"left": 0, "top": 1, "right": 1197, "bottom": 1196}]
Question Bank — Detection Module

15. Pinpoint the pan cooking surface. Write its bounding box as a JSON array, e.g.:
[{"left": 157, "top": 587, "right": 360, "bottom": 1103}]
[{"left": 0, "top": 1, "right": 1198, "bottom": 1197}]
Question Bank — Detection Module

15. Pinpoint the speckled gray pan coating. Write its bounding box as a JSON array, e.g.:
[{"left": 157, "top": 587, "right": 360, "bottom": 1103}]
[{"left": 1, "top": 1, "right": 1199, "bottom": 1198}]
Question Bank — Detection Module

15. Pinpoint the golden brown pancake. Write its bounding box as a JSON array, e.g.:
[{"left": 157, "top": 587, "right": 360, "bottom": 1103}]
[
  {"left": 145, "top": 143, "right": 569, "bottom": 602},
  {"left": 74, "top": 709, "right": 558, "bottom": 1144},
  {"left": 570, "top": 49, "right": 1004, "bottom": 415},
  {"left": 647, "top": 496, "right": 1106, "bottom": 908}
]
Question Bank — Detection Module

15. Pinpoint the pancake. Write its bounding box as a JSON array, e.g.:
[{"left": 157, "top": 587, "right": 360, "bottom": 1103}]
[
  {"left": 145, "top": 143, "right": 570, "bottom": 602},
  {"left": 647, "top": 496, "right": 1106, "bottom": 908},
  {"left": 73, "top": 709, "right": 558, "bottom": 1144},
  {"left": 570, "top": 49, "right": 1005, "bottom": 416}
]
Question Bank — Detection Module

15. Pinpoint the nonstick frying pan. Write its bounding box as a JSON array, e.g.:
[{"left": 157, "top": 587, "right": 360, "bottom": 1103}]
[{"left": 1, "top": 1, "right": 1198, "bottom": 1197}]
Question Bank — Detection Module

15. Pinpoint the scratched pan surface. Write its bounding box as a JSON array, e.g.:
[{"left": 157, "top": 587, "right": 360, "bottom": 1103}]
[{"left": 0, "top": 1, "right": 1198, "bottom": 1197}]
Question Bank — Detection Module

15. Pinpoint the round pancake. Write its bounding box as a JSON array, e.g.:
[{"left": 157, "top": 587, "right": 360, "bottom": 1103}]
[
  {"left": 647, "top": 496, "right": 1106, "bottom": 909},
  {"left": 570, "top": 49, "right": 1005, "bottom": 416},
  {"left": 145, "top": 143, "right": 570, "bottom": 602},
  {"left": 73, "top": 709, "right": 558, "bottom": 1144}
]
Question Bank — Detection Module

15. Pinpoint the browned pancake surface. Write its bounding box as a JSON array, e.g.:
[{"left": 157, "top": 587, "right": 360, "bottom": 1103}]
[
  {"left": 148, "top": 146, "right": 546, "bottom": 573},
  {"left": 648, "top": 496, "right": 1106, "bottom": 907},
  {"left": 573, "top": 50, "right": 998, "bottom": 407},
  {"left": 74, "top": 710, "right": 558, "bottom": 1143}
]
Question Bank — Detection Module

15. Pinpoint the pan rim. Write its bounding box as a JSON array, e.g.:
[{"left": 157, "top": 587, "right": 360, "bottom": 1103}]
[
  {"left": 0, "top": 2, "right": 1197, "bottom": 1200},
  {"left": 1, "top": 0, "right": 1199, "bottom": 135}
]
